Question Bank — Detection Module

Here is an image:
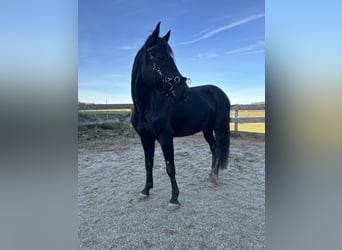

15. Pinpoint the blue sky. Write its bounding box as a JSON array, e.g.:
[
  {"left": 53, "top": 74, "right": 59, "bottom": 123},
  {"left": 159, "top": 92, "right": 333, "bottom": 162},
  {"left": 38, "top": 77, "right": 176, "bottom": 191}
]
[{"left": 79, "top": 0, "right": 264, "bottom": 105}]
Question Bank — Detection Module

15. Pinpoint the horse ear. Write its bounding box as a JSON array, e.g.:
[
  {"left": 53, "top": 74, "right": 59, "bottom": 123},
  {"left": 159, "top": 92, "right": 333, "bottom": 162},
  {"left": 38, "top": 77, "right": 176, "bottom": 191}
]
[
  {"left": 146, "top": 22, "right": 160, "bottom": 47},
  {"left": 163, "top": 30, "right": 171, "bottom": 42},
  {"left": 151, "top": 22, "right": 161, "bottom": 39}
]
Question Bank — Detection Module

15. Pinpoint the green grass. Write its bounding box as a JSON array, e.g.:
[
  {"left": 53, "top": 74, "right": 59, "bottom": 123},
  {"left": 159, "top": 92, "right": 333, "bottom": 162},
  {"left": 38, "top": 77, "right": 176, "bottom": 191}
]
[
  {"left": 79, "top": 109, "right": 131, "bottom": 120},
  {"left": 231, "top": 123, "right": 265, "bottom": 133},
  {"left": 230, "top": 109, "right": 265, "bottom": 118}
]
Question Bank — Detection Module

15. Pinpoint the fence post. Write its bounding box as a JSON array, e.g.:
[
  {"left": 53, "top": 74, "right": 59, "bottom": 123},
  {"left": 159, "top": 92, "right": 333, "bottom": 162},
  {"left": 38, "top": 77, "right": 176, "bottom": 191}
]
[{"left": 234, "top": 109, "right": 239, "bottom": 132}]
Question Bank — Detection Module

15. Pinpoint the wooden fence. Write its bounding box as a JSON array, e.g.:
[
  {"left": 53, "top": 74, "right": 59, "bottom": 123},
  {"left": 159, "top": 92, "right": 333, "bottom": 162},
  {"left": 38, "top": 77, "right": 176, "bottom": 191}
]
[
  {"left": 78, "top": 103, "right": 265, "bottom": 133},
  {"left": 230, "top": 104, "right": 265, "bottom": 132}
]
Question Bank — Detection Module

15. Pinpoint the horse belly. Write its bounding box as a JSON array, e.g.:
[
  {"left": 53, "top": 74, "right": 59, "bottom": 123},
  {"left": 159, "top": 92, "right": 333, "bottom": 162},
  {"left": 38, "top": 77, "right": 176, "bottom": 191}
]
[{"left": 172, "top": 109, "right": 210, "bottom": 137}]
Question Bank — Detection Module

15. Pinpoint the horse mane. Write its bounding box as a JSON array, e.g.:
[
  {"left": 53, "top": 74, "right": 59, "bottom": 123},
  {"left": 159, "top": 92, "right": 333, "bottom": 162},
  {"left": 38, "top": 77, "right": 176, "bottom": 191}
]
[{"left": 131, "top": 42, "right": 152, "bottom": 113}]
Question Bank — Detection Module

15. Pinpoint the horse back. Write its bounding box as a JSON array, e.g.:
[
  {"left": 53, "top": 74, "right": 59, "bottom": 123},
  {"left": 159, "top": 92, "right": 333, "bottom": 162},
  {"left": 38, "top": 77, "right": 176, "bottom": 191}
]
[
  {"left": 175, "top": 85, "right": 230, "bottom": 116},
  {"left": 171, "top": 85, "right": 230, "bottom": 136}
]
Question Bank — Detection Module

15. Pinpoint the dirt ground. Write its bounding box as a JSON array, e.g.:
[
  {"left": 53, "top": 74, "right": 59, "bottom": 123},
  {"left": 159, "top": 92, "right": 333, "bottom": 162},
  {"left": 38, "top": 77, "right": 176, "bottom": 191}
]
[{"left": 78, "top": 127, "right": 265, "bottom": 250}]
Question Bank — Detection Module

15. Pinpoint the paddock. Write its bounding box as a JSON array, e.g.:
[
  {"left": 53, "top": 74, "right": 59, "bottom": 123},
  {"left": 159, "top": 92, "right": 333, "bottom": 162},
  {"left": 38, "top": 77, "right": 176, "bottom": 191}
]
[{"left": 78, "top": 128, "right": 264, "bottom": 249}]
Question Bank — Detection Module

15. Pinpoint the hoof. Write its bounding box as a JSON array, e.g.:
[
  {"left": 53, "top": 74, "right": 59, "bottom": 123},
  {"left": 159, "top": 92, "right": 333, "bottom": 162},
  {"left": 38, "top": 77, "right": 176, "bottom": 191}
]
[
  {"left": 138, "top": 192, "right": 149, "bottom": 200},
  {"left": 208, "top": 171, "right": 217, "bottom": 188},
  {"left": 208, "top": 181, "right": 217, "bottom": 188},
  {"left": 168, "top": 202, "right": 180, "bottom": 210}
]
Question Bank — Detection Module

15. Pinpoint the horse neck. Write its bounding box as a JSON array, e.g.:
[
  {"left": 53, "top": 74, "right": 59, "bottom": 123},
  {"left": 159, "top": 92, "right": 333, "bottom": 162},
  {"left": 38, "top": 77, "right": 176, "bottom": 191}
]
[{"left": 132, "top": 74, "right": 165, "bottom": 113}]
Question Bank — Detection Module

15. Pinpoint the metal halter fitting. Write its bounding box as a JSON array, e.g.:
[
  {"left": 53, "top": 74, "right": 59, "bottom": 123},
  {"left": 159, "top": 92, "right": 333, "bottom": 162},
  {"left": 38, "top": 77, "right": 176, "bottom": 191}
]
[{"left": 152, "top": 62, "right": 191, "bottom": 93}]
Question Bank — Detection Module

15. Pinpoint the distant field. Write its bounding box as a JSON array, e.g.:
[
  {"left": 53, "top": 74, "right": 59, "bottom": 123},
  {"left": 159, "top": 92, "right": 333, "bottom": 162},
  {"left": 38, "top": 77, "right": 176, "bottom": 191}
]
[
  {"left": 79, "top": 109, "right": 265, "bottom": 134},
  {"left": 230, "top": 123, "right": 265, "bottom": 134},
  {"left": 230, "top": 109, "right": 265, "bottom": 134}
]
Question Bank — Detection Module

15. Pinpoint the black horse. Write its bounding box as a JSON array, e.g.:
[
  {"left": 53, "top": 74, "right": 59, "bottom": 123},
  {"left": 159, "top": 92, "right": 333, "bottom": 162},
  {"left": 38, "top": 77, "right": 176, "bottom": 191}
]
[{"left": 131, "top": 22, "right": 231, "bottom": 209}]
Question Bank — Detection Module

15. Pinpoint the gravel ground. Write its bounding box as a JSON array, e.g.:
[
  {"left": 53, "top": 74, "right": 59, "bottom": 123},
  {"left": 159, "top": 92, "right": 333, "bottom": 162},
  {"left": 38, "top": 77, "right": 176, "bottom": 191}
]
[{"left": 78, "top": 127, "right": 265, "bottom": 249}]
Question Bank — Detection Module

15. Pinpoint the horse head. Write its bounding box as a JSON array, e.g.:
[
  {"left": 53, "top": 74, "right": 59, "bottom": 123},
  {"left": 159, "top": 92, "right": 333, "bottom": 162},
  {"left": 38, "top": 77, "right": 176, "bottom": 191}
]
[{"left": 138, "top": 22, "right": 189, "bottom": 102}]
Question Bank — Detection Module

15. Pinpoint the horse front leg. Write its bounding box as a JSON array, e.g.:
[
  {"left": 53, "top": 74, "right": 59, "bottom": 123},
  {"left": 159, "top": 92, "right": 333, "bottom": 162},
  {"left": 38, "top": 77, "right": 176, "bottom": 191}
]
[
  {"left": 140, "top": 134, "right": 155, "bottom": 198},
  {"left": 158, "top": 136, "right": 180, "bottom": 209}
]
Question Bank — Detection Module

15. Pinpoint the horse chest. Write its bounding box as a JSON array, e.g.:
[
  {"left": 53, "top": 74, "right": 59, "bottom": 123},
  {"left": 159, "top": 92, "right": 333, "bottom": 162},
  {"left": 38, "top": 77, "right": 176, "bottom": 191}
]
[{"left": 146, "top": 115, "right": 168, "bottom": 133}]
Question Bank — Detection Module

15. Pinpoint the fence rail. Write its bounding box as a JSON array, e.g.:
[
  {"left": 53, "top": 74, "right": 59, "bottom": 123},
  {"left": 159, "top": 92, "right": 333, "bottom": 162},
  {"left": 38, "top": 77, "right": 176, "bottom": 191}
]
[
  {"left": 78, "top": 103, "right": 134, "bottom": 110},
  {"left": 78, "top": 103, "right": 265, "bottom": 132},
  {"left": 231, "top": 104, "right": 265, "bottom": 132}
]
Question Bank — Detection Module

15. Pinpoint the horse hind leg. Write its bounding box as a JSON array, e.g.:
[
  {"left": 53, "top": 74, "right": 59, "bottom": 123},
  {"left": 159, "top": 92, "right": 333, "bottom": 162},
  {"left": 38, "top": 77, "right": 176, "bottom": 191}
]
[
  {"left": 212, "top": 119, "right": 230, "bottom": 179},
  {"left": 203, "top": 130, "right": 218, "bottom": 187}
]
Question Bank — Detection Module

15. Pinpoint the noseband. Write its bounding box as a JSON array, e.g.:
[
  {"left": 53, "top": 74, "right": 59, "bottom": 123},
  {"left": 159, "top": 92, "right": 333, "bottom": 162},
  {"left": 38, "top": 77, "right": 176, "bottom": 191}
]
[{"left": 152, "top": 62, "right": 191, "bottom": 96}]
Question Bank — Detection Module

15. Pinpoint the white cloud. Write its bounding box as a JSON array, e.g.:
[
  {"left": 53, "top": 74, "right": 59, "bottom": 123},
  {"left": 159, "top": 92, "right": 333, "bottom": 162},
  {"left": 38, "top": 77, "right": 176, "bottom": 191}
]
[
  {"left": 178, "top": 14, "right": 264, "bottom": 45},
  {"left": 227, "top": 40, "right": 264, "bottom": 56},
  {"left": 116, "top": 39, "right": 144, "bottom": 51},
  {"left": 116, "top": 45, "right": 134, "bottom": 50},
  {"left": 195, "top": 50, "right": 219, "bottom": 60},
  {"left": 111, "top": 73, "right": 127, "bottom": 78}
]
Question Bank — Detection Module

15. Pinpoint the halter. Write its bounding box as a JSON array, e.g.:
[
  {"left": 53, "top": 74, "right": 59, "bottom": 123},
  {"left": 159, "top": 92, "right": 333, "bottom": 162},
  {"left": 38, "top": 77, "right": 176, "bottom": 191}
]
[{"left": 152, "top": 62, "right": 191, "bottom": 95}]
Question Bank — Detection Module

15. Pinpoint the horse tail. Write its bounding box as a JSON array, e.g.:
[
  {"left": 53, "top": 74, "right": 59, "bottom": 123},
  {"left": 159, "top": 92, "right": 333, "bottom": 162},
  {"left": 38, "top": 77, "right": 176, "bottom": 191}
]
[{"left": 212, "top": 87, "right": 231, "bottom": 173}]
